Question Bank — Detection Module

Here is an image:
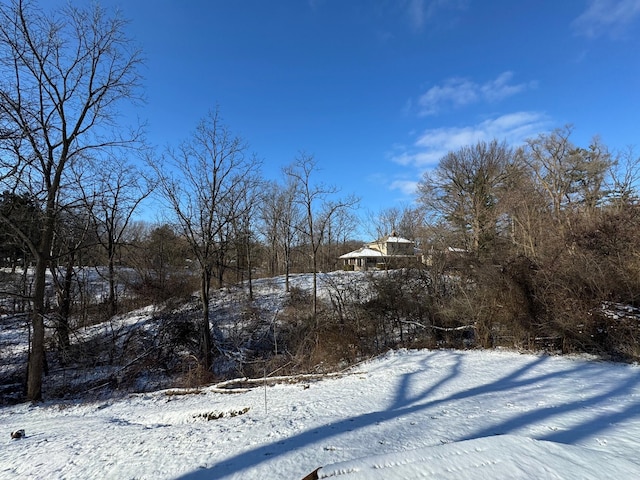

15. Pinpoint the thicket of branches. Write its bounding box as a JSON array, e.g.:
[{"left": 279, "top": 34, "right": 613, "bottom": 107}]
[{"left": 363, "top": 131, "right": 640, "bottom": 360}]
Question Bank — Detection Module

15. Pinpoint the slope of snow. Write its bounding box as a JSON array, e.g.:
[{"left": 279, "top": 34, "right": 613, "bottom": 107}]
[{"left": 2, "top": 349, "right": 640, "bottom": 479}]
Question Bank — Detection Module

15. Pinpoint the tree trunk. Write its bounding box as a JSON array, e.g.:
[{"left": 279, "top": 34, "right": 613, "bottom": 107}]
[
  {"left": 27, "top": 253, "right": 48, "bottom": 401},
  {"left": 108, "top": 260, "right": 117, "bottom": 317},
  {"left": 56, "top": 253, "right": 75, "bottom": 353},
  {"left": 312, "top": 254, "right": 318, "bottom": 316},
  {"left": 246, "top": 237, "right": 253, "bottom": 301},
  {"left": 107, "top": 239, "right": 118, "bottom": 317},
  {"left": 200, "top": 270, "right": 213, "bottom": 370},
  {"left": 284, "top": 247, "right": 291, "bottom": 293}
]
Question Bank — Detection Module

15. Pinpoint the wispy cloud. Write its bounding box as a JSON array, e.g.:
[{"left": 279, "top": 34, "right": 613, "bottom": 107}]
[
  {"left": 417, "top": 72, "right": 535, "bottom": 116},
  {"left": 572, "top": 0, "right": 640, "bottom": 38},
  {"left": 389, "top": 179, "right": 420, "bottom": 196},
  {"left": 406, "top": 0, "right": 427, "bottom": 31},
  {"left": 391, "top": 111, "right": 550, "bottom": 169},
  {"left": 405, "top": 0, "right": 469, "bottom": 32}
]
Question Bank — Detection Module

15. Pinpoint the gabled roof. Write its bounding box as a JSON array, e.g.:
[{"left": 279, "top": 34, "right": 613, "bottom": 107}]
[
  {"left": 374, "top": 235, "right": 413, "bottom": 244},
  {"left": 339, "top": 247, "right": 384, "bottom": 259},
  {"left": 340, "top": 232, "right": 417, "bottom": 260}
]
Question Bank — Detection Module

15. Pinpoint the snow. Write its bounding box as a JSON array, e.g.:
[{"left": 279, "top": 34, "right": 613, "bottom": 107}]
[
  {"left": 339, "top": 247, "right": 384, "bottom": 259},
  {"left": 316, "top": 435, "right": 640, "bottom": 479},
  {"left": 3, "top": 349, "right": 640, "bottom": 479},
  {"left": 384, "top": 236, "right": 413, "bottom": 243}
]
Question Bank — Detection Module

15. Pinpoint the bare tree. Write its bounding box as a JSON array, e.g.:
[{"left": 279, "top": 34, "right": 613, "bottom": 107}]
[
  {"left": 608, "top": 146, "right": 640, "bottom": 208},
  {"left": 0, "top": 0, "right": 143, "bottom": 400},
  {"left": 153, "top": 110, "right": 261, "bottom": 370},
  {"left": 367, "top": 206, "right": 401, "bottom": 241},
  {"left": 230, "top": 172, "right": 263, "bottom": 300},
  {"left": 369, "top": 204, "right": 424, "bottom": 241},
  {"left": 417, "top": 140, "right": 514, "bottom": 256},
  {"left": 320, "top": 205, "right": 359, "bottom": 271},
  {"left": 284, "top": 154, "right": 358, "bottom": 315},
  {"left": 84, "top": 158, "right": 152, "bottom": 316},
  {"left": 48, "top": 206, "right": 92, "bottom": 353},
  {"left": 521, "top": 127, "right": 614, "bottom": 241},
  {"left": 278, "top": 177, "right": 304, "bottom": 292},
  {"left": 500, "top": 152, "right": 549, "bottom": 259},
  {"left": 522, "top": 127, "right": 576, "bottom": 224},
  {"left": 523, "top": 127, "right": 610, "bottom": 218},
  {"left": 259, "top": 182, "right": 283, "bottom": 277},
  {"left": 259, "top": 179, "right": 303, "bottom": 291},
  {"left": 397, "top": 205, "right": 426, "bottom": 242}
]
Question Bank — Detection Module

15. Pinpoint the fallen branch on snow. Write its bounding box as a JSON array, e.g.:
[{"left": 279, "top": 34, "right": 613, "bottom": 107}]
[
  {"left": 401, "top": 319, "right": 475, "bottom": 332},
  {"left": 210, "top": 370, "right": 360, "bottom": 393}
]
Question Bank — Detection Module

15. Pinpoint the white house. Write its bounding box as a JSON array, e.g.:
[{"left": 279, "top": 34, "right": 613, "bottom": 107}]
[{"left": 339, "top": 231, "right": 419, "bottom": 271}]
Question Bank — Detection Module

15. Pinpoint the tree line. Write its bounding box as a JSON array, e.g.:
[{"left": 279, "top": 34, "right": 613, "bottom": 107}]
[{"left": 0, "top": 0, "right": 357, "bottom": 401}]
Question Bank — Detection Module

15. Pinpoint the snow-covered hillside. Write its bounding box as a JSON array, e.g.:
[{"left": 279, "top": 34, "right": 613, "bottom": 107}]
[
  {"left": 2, "top": 349, "right": 640, "bottom": 479},
  {"left": 0, "top": 270, "right": 377, "bottom": 401}
]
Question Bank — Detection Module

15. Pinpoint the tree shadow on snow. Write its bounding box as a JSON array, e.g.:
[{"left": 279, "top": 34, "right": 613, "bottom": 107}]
[
  {"left": 176, "top": 352, "right": 640, "bottom": 479},
  {"left": 463, "top": 360, "right": 640, "bottom": 445}
]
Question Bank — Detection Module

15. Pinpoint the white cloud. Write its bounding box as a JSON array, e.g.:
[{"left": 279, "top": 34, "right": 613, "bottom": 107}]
[
  {"left": 389, "top": 179, "right": 420, "bottom": 196},
  {"left": 481, "top": 72, "right": 531, "bottom": 101},
  {"left": 392, "top": 150, "right": 439, "bottom": 167},
  {"left": 572, "top": 0, "right": 640, "bottom": 38},
  {"left": 417, "top": 72, "right": 535, "bottom": 116},
  {"left": 391, "top": 111, "right": 550, "bottom": 168},
  {"left": 418, "top": 78, "right": 478, "bottom": 115}
]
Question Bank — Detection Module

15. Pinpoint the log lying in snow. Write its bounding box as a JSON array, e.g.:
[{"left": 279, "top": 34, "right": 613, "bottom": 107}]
[
  {"left": 211, "top": 371, "right": 356, "bottom": 393},
  {"left": 301, "top": 467, "right": 319, "bottom": 480}
]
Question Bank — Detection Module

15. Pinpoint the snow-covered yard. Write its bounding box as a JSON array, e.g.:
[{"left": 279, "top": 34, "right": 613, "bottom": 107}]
[{"left": 2, "top": 349, "right": 640, "bottom": 479}]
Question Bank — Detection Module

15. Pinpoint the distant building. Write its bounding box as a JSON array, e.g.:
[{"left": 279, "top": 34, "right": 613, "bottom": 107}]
[
  {"left": 339, "top": 231, "right": 420, "bottom": 271},
  {"left": 422, "top": 246, "right": 468, "bottom": 267}
]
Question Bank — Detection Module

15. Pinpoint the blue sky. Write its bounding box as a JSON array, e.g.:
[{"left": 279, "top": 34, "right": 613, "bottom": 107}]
[{"left": 95, "top": 0, "right": 640, "bottom": 222}]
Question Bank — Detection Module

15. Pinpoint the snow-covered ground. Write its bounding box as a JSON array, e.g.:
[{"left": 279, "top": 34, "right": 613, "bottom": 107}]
[{"left": 3, "top": 349, "right": 640, "bottom": 479}]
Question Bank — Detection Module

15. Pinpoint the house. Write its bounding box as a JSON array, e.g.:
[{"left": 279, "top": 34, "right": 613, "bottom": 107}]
[{"left": 339, "top": 231, "right": 419, "bottom": 271}]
